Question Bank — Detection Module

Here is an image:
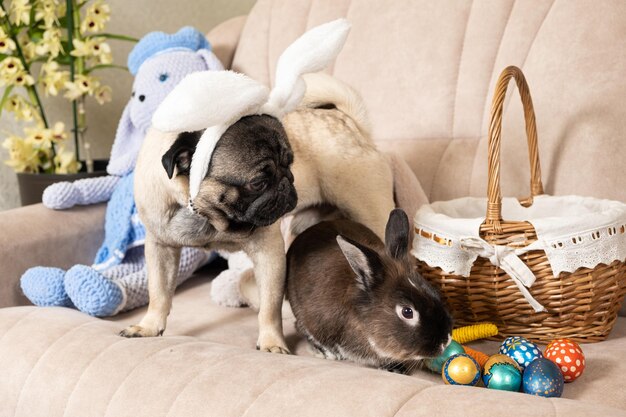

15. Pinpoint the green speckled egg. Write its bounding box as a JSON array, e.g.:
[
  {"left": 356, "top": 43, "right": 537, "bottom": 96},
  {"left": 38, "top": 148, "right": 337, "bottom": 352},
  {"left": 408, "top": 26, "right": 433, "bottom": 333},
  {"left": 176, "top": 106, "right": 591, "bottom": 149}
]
[{"left": 424, "top": 340, "right": 465, "bottom": 373}]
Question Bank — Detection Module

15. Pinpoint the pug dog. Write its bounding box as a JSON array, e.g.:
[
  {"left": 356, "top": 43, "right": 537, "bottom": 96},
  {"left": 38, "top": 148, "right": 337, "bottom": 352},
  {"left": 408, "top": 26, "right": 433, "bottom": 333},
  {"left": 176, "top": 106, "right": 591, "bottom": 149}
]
[{"left": 120, "top": 20, "right": 395, "bottom": 354}]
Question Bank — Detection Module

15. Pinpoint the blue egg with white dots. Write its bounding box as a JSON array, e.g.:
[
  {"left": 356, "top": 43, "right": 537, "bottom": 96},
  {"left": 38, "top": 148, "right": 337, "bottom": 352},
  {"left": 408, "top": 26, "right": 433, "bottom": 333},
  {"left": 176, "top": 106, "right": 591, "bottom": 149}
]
[{"left": 499, "top": 336, "right": 542, "bottom": 370}]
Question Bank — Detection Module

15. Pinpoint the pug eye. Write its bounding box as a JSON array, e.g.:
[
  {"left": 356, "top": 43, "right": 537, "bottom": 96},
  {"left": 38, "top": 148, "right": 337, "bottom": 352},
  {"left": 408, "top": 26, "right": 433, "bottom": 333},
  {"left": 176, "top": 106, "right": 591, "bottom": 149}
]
[
  {"left": 396, "top": 304, "right": 419, "bottom": 326},
  {"left": 245, "top": 179, "right": 268, "bottom": 193},
  {"left": 159, "top": 73, "right": 169, "bottom": 82}
]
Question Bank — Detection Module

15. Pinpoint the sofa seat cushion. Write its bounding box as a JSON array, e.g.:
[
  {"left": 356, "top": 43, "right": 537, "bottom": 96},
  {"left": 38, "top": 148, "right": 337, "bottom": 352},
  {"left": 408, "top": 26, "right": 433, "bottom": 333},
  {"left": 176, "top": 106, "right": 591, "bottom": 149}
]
[{"left": 2, "top": 274, "right": 625, "bottom": 416}]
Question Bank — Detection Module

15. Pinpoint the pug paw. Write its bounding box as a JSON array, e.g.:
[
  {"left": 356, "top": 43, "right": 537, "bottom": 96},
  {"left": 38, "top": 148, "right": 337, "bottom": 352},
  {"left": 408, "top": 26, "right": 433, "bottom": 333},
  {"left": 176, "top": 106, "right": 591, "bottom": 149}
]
[
  {"left": 119, "top": 325, "right": 164, "bottom": 338},
  {"left": 256, "top": 333, "right": 291, "bottom": 354},
  {"left": 257, "top": 344, "right": 291, "bottom": 355}
]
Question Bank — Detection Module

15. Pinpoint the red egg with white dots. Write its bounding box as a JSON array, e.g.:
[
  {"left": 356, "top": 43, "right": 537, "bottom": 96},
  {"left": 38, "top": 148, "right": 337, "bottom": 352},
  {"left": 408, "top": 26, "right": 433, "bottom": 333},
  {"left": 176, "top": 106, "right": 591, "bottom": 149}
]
[{"left": 544, "top": 339, "right": 585, "bottom": 382}]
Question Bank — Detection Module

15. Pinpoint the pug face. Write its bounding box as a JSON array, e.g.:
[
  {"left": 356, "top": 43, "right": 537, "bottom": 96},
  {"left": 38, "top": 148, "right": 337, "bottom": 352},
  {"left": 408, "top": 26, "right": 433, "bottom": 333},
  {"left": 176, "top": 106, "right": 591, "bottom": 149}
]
[{"left": 162, "top": 115, "right": 298, "bottom": 233}]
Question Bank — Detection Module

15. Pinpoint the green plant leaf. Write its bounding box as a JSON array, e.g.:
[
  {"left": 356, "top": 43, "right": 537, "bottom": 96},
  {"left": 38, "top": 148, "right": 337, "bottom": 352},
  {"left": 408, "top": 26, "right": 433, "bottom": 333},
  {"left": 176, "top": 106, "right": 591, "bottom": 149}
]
[
  {"left": 97, "top": 33, "right": 139, "bottom": 43},
  {"left": 85, "top": 63, "right": 128, "bottom": 74},
  {"left": 0, "top": 85, "right": 14, "bottom": 120},
  {"left": 27, "top": 26, "right": 44, "bottom": 43},
  {"left": 56, "top": 54, "right": 71, "bottom": 65}
]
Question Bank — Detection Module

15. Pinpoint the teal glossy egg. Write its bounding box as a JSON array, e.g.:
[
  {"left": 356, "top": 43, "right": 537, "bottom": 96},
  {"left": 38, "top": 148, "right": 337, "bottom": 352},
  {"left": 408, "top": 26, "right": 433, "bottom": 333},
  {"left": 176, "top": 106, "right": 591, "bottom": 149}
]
[
  {"left": 424, "top": 340, "right": 465, "bottom": 373},
  {"left": 482, "top": 354, "right": 523, "bottom": 391},
  {"left": 522, "top": 358, "right": 564, "bottom": 397}
]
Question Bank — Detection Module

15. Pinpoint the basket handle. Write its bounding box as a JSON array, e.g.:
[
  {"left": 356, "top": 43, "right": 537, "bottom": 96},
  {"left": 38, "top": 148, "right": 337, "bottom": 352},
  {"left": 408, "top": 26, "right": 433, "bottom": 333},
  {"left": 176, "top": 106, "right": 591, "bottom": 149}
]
[{"left": 485, "top": 66, "right": 544, "bottom": 229}]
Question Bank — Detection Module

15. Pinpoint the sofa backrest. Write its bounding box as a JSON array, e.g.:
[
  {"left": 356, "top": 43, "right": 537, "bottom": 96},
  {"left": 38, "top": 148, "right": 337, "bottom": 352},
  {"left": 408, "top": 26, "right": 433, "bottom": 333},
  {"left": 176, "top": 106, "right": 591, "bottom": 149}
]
[{"left": 231, "top": 0, "right": 626, "bottom": 204}]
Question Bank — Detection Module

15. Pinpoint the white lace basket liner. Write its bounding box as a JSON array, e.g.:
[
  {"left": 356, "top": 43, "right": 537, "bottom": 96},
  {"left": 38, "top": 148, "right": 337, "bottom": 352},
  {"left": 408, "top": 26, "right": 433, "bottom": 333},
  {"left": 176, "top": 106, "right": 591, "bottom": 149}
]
[{"left": 412, "top": 195, "right": 626, "bottom": 312}]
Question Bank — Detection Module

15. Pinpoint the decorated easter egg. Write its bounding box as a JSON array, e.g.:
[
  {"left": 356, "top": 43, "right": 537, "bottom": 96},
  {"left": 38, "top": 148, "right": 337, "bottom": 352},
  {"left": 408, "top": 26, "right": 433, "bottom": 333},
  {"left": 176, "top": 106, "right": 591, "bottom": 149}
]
[
  {"left": 442, "top": 353, "right": 481, "bottom": 386},
  {"left": 499, "top": 336, "right": 542, "bottom": 369},
  {"left": 522, "top": 358, "right": 564, "bottom": 397},
  {"left": 482, "top": 354, "right": 523, "bottom": 391},
  {"left": 425, "top": 340, "right": 465, "bottom": 373},
  {"left": 544, "top": 338, "right": 585, "bottom": 382}
]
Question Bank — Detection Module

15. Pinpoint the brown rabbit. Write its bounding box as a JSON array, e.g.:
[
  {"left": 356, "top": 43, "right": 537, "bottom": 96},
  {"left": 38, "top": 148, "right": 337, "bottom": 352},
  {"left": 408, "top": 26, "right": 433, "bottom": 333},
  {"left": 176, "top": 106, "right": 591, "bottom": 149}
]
[{"left": 286, "top": 209, "right": 453, "bottom": 373}]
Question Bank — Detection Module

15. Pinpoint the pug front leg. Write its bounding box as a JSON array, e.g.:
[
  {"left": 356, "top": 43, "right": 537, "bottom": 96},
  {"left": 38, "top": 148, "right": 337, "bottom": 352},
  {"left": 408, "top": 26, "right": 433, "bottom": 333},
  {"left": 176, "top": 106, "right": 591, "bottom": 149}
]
[
  {"left": 245, "top": 224, "right": 290, "bottom": 354},
  {"left": 119, "top": 236, "right": 181, "bottom": 338}
]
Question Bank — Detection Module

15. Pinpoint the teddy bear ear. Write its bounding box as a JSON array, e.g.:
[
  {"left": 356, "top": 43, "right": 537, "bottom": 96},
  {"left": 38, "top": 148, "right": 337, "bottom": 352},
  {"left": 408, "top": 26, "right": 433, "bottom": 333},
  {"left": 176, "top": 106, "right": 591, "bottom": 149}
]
[
  {"left": 261, "top": 18, "right": 351, "bottom": 118},
  {"left": 151, "top": 70, "right": 269, "bottom": 133},
  {"left": 196, "top": 49, "right": 225, "bottom": 71}
]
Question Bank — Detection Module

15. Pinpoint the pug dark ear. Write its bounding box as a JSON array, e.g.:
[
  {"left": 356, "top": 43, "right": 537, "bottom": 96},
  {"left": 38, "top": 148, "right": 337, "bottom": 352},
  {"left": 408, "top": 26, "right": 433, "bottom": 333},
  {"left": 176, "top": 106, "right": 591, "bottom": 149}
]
[
  {"left": 161, "top": 131, "right": 201, "bottom": 179},
  {"left": 385, "top": 209, "right": 410, "bottom": 259}
]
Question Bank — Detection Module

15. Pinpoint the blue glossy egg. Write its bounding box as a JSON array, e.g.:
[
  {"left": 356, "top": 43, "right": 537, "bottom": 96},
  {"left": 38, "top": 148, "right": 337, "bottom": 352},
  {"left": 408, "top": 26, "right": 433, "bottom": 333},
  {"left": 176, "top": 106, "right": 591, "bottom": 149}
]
[
  {"left": 522, "top": 358, "right": 564, "bottom": 397},
  {"left": 499, "top": 336, "right": 542, "bottom": 370}
]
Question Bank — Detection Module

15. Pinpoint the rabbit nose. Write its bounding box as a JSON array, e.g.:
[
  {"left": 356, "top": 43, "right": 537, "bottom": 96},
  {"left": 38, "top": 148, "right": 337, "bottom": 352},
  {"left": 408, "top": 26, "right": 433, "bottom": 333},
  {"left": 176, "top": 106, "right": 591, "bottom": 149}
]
[{"left": 138, "top": 94, "right": 145, "bottom": 102}]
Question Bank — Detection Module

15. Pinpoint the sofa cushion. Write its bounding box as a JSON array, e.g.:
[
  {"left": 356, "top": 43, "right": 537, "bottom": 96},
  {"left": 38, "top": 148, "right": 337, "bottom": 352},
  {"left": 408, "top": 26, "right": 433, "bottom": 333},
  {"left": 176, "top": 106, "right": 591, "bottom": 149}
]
[
  {"left": 232, "top": 0, "right": 626, "bottom": 204},
  {"left": 2, "top": 273, "right": 625, "bottom": 416}
]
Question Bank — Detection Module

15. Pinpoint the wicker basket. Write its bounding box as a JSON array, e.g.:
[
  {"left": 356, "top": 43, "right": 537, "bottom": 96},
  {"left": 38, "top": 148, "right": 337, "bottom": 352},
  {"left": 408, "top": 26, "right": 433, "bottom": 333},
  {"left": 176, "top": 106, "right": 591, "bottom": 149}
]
[{"left": 413, "top": 66, "right": 626, "bottom": 343}]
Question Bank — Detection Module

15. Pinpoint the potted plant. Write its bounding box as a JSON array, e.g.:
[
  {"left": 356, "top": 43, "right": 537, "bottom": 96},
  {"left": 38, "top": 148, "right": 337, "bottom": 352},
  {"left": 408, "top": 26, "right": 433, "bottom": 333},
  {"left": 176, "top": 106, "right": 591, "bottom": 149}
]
[{"left": 0, "top": 0, "right": 136, "bottom": 205}]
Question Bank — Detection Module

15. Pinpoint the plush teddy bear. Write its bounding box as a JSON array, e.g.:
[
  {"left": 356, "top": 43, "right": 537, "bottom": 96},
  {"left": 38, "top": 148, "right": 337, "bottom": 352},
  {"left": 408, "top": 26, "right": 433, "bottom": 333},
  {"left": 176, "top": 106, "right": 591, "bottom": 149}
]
[{"left": 20, "top": 27, "right": 224, "bottom": 317}]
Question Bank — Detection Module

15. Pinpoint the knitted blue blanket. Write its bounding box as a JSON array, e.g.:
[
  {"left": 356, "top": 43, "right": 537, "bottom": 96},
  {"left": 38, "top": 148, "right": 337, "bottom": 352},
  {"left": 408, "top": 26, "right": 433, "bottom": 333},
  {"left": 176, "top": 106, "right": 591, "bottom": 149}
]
[{"left": 93, "top": 172, "right": 146, "bottom": 271}]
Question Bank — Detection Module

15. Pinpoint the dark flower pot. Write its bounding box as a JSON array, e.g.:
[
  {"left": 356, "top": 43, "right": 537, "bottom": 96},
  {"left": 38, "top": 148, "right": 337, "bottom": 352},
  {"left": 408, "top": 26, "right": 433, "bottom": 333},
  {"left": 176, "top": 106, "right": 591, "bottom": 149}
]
[{"left": 16, "top": 160, "right": 109, "bottom": 206}]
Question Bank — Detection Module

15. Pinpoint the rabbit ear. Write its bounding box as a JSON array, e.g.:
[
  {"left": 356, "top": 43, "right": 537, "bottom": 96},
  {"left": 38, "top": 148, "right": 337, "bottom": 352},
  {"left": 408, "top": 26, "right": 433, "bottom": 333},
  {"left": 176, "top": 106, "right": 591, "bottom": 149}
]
[
  {"left": 385, "top": 209, "right": 410, "bottom": 259},
  {"left": 336, "top": 235, "right": 383, "bottom": 292},
  {"left": 152, "top": 70, "right": 269, "bottom": 133},
  {"left": 107, "top": 102, "right": 141, "bottom": 176},
  {"left": 261, "top": 18, "right": 351, "bottom": 117},
  {"left": 196, "top": 48, "right": 225, "bottom": 71}
]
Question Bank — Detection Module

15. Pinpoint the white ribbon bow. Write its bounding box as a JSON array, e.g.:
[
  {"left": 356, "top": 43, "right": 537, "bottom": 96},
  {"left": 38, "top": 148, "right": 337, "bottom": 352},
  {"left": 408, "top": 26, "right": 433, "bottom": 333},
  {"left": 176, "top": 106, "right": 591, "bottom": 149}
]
[{"left": 459, "top": 237, "right": 547, "bottom": 313}]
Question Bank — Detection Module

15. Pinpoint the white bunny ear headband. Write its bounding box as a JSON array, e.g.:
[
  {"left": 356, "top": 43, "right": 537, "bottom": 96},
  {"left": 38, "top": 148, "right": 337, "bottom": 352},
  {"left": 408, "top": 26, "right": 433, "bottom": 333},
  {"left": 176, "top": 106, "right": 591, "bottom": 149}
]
[{"left": 152, "top": 19, "right": 351, "bottom": 206}]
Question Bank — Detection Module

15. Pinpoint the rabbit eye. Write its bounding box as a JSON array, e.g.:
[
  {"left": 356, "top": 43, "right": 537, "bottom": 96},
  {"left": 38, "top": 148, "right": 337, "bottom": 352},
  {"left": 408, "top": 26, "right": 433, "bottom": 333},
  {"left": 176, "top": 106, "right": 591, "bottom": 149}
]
[
  {"left": 396, "top": 304, "right": 419, "bottom": 326},
  {"left": 159, "top": 73, "right": 169, "bottom": 82}
]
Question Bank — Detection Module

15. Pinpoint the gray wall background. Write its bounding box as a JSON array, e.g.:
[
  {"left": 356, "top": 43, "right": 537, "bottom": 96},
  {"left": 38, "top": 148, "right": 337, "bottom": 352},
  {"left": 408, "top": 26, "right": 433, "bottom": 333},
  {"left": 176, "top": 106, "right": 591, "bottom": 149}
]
[{"left": 0, "top": 0, "right": 255, "bottom": 211}]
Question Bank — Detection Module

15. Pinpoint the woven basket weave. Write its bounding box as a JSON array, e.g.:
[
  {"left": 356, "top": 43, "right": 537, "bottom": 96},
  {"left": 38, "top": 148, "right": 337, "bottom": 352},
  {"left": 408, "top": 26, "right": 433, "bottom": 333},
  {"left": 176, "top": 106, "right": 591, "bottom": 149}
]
[{"left": 415, "top": 66, "right": 626, "bottom": 343}]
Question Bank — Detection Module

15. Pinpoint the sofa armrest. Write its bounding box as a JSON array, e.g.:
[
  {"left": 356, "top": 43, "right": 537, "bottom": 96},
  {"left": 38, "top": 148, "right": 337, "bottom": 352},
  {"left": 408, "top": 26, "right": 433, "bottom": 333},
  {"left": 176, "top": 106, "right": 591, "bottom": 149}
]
[
  {"left": 0, "top": 203, "right": 105, "bottom": 308},
  {"left": 207, "top": 15, "right": 247, "bottom": 69}
]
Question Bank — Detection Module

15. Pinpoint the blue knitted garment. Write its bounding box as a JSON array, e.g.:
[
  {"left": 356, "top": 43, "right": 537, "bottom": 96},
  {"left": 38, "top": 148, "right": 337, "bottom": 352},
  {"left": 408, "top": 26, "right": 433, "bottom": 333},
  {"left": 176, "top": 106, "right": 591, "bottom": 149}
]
[
  {"left": 92, "top": 173, "right": 145, "bottom": 271},
  {"left": 127, "top": 26, "right": 211, "bottom": 75}
]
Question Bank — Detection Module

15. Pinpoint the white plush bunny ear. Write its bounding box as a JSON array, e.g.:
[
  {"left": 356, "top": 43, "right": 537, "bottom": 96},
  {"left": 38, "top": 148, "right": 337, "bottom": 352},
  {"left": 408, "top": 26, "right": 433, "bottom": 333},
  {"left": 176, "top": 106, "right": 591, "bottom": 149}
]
[
  {"left": 261, "top": 18, "right": 351, "bottom": 117},
  {"left": 152, "top": 70, "right": 269, "bottom": 132},
  {"left": 152, "top": 70, "right": 269, "bottom": 200}
]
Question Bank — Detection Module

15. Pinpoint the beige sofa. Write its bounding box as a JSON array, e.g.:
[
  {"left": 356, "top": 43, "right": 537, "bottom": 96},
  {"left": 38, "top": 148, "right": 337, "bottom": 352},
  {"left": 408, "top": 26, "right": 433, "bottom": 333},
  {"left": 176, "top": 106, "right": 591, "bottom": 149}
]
[{"left": 1, "top": 1, "right": 625, "bottom": 416}]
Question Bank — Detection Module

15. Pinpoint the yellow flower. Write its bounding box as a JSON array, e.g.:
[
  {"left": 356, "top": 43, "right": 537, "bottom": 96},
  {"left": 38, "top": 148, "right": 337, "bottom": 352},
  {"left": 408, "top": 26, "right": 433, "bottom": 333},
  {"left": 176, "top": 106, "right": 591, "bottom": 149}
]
[
  {"left": 2, "top": 134, "right": 40, "bottom": 173},
  {"left": 80, "top": 0, "right": 111, "bottom": 34},
  {"left": 24, "top": 125, "right": 55, "bottom": 150},
  {"left": 9, "top": 0, "right": 31, "bottom": 26},
  {"left": 0, "top": 7, "right": 6, "bottom": 18},
  {"left": 1, "top": 57, "right": 23, "bottom": 76},
  {"left": 0, "top": 28, "right": 17, "bottom": 54},
  {"left": 12, "top": 72, "right": 35, "bottom": 86},
  {"left": 39, "top": 61, "right": 70, "bottom": 96},
  {"left": 53, "top": 146, "right": 81, "bottom": 174},
  {"left": 50, "top": 121, "right": 67, "bottom": 142},
  {"left": 35, "top": 27, "right": 64, "bottom": 58},
  {"left": 35, "top": 0, "right": 60, "bottom": 28},
  {"left": 94, "top": 85, "right": 112, "bottom": 104},
  {"left": 0, "top": 57, "right": 33, "bottom": 87},
  {"left": 71, "top": 37, "right": 112, "bottom": 64},
  {"left": 17, "top": 33, "right": 38, "bottom": 60},
  {"left": 63, "top": 74, "right": 100, "bottom": 100},
  {"left": 4, "top": 95, "right": 36, "bottom": 121}
]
